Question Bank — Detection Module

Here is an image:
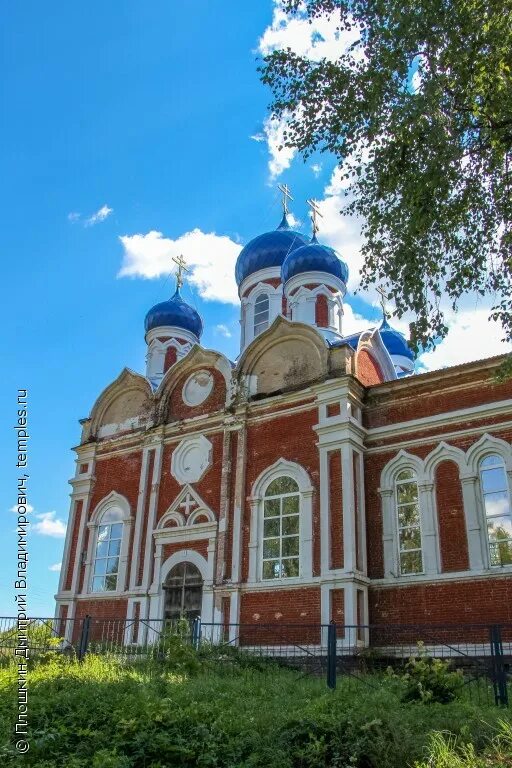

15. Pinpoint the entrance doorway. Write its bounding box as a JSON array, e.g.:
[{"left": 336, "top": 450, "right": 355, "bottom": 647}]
[{"left": 163, "top": 562, "right": 203, "bottom": 621}]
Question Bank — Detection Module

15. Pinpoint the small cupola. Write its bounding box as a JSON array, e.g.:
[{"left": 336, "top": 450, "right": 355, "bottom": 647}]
[
  {"left": 144, "top": 256, "right": 203, "bottom": 387},
  {"left": 378, "top": 315, "right": 415, "bottom": 376},
  {"left": 237, "top": 185, "right": 309, "bottom": 352},
  {"left": 282, "top": 199, "right": 348, "bottom": 338}
]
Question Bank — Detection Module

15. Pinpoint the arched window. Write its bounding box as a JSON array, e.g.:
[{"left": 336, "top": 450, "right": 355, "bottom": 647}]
[
  {"left": 163, "top": 562, "right": 203, "bottom": 621},
  {"left": 91, "top": 507, "right": 124, "bottom": 592},
  {"left": 262, "top": 476, "right": 300, "bottom": 579},
  {"left": 254, "top": 293, "right": 269, "bottom": 337},
  {"left": 395, "top": 469, "right": 423, "bottom": 574},
  {"left": 479, "top": 454, "right": 512, "bottom": 566}
]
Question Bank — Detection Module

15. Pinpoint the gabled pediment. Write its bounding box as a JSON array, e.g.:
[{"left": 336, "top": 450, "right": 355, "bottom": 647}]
[
  {"left": 156, "top": 484, "right": 216, "bottom": 530},
  {"left": 236, "top": 315, "right": 329, "bottom": 397},
  {"left": 87, "top": 368, "right": 155, "bottom": 440}
]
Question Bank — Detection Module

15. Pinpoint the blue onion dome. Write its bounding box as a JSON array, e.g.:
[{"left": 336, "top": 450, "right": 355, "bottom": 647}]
[
  {"left": 378, "top": 316, "right": 414, "bottom": 361},
  {"left": 281, "top": 235, "right": 349, "bottom": 284},
  {"left": 144, "top": 286, "right": 203, "bottom": 338},
  {"left": 235, "top": 213, "right": 309, "bottom": 286}
]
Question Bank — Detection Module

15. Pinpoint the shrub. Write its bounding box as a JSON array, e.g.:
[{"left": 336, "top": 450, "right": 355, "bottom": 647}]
[{"left": 398, "top": 644, "right": 464, "bottom": 704}]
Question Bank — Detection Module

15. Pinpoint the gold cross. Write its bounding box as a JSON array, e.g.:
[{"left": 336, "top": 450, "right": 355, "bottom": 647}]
[
  {"left": 172, "top": 254, "right": 189, "bottom": 290},
  {"left": 278, "top": 183, "right": 293, "bottom": 215},
  {"left": 376, "top": 285, "right": 390, "bottom": 320},
  {"left": 306, "top": 198, "right": 323, "bottom": 236}
]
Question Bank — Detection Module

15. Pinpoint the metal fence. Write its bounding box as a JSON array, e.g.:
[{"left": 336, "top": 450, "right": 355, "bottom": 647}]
[{"left": 1, "top": 616, "right": 509, "bottom": 706}]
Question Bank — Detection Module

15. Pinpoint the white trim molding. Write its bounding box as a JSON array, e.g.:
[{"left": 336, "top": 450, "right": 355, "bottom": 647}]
[
  {"left": 379, "top": 436, "right": 512, "bottom": 578},
  {"left": 149, "top": 547, "right": 216, "bottom": 624},
  {"left": 379, "top": 450, "right": 438, "bottom": 578},
  {"left": 84, "top": 491, "right": 133, "bottom": 596},
  {"left": 247, "top": 458, "right": 314, "bottom": 583},
  {"left": 240, "top": 280, "right": 283, "bottom": 351}
]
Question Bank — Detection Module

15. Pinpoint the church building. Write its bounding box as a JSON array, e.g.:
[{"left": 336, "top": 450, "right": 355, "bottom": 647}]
[{"left": 55, "top": 191, "right": 512, "bottom": 644}]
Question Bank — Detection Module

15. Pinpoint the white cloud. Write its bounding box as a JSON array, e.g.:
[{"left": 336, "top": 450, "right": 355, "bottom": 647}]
[
  {"left": 258, "top": 1, "right": 362, "bottom": 63},
  {"left": 86, "top": 204, "right": 113, "bottom": 227},
  {"left": 315, "top": 167, "right": 365, "bottom": 293},
  {"left": 32, "top": 511, "right": 66, "bottom": 538},
  {"left": 287, "top": 212, "right": 302, "bottom": 229},
  {"left": 418, "top": 308, "right": 511, "bottom": 371},
  {"left": 262, "top": 114, "right": 297, "bottom": 180},
  {"left": 118, "top": 229, "right": 241, "bottom": 305},
  {"left": 255, "top": 3, "right": 364, "bottom": 181},
  {"left": 10, "top": 503, "right": 34, "bottom": 514},
  {"left": 68, "top": 205, "right": 113, "bottom": 226},
  {"left": 343, "top": 301, "right": 376, "bottom": 336},
  {"left": 311, "top": 163, "right": 322, "bottom": 177},
  {"left": 48, "top": 562, "right": 62, "bottom": 572},
  {"left": 215, "top": 324, "right": 232, "bottom": 338}
]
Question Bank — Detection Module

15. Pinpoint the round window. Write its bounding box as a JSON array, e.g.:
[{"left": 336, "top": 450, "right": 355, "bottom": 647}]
[{"left": 182, "top": 370, "right": 214, "bottom": 406}]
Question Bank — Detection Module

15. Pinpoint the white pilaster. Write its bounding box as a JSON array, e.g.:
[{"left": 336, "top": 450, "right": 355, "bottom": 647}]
[
  {"left": 129, "top": 448, "right": 151, "bottom": 590},
  {"left": 319, "top": 447, "right": 330, "bottom": 576},
  {"left": 418, "top": 482, "right": 440, "bottom": 574},
  {"left": 379, "top": 488, "right": 397, "bottom": 577},
  {"left": 461, "top": 476, "right": 486, "bottom": 570},
  {"left": 342, "top": 444, "right": 357, "bottom": 573},
  {"left": 231, "top": 423, "right": 247, "bottom": 584}
]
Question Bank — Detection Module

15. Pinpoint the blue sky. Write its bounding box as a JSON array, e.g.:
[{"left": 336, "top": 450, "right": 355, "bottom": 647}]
[{"left": 2, "top": 1, "right": 509, "bottom": 616}]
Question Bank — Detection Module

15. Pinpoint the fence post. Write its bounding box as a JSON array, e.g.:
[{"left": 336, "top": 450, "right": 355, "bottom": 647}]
[
  {"left": 77, "top": 615, "right": 91, "bottom": 662},
  {"left": 192, "top": 616, "right": 201, "bottom": 650},
  {"left": 490, "top": 624, "right": 509, "bottom": 707},
  {"left": 327, "top": 621, "right": 337, "bottom": 690}
]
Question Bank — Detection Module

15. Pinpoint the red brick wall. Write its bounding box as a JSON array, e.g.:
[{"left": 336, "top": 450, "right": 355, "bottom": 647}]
[
  {"left": 326, "top": 402, "right": 340, "bottom": 418},
  {"left": 224, "top": 431, "right": 239, "bottom": 580},
  {"left": 240, "top": 588, "right": 321, "bottom": 644},
  {"left": 329, "top": 451, "right": 343, "bottom": 569},
  {"left": 72, "top": 599, "right": 128, "bottom": 644},
  {"left": 369, "top": 577, "right": 512, "bottom": 624},
  {"left": 82, "top": 451, "right": 143, "bottom": 593},
  {"left": 357, "top": 350, "right": 384, "bottom": 386},
  {"left": 242, "top": 409, "right": 320, "bottom": 581},
  {"left": 157, "top": 432, "right": 223, "bottom": 523},
  {"left": 89, "top": 453, "right": 143, "bottom": 520},
  {"left": 165, "top": 367, "right": 226, "bottom": 421},
  {"left": 64, "top": 499, "right": 83, "bottom": 591},
  {"left": 162, "top": 540, "right": 209, "bottom": 562},
  {"left": 331, "top": 589, "right": 344, "bottom": 621},
  {"left": 435, "top": 460, "right": 469, "bottom": 573},
  {"left": 353, "top": 451, "right": 362, "bottom": 571},
  {"left": 57, "top": 604, "right": 68, "bottom": 638},
  {"left": 365, "top": 368, "right": 512, "bottom": 429},
  {"left": 242, "top": 278, "right": 281, "bottom": 298},
  {"left": 315, "top": 294, "right": 329, "bottom": 327},
  {"left": 240, "top": 587, "right": 321, "bottom": 624},
  {"left": 164, "top": 346, "right": 177, "bottom": 372}
]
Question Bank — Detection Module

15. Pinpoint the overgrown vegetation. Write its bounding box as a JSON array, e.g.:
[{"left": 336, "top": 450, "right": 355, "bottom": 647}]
[
  {"left": 0, "top": 641, "right": 510, "bottom": 767},
  {"left": 395, "top": 643, "right": 465, "bottom": 704}
]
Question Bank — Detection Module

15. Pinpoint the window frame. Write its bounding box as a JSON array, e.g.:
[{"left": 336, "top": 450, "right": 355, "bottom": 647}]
[
  {"left": 478, "top": 453, "right": 512, "bottom": 568},
  {"left": 91, "top": 513, "right": 124, "bottom": 593},
  {"left": 394, "top": 469, "right": 424, "bottom": 576},
  {"left": 261, "top": 476, "right": 301, "bottom": 581},
  {"left": 249, "top": 460, "right": 314, "bottom": 584},
  {"left": 253, "top": 293, "right": 270, "bottom": 337},
  {"left": 86, "top": 494, "right": 132, "bottom": 596}
]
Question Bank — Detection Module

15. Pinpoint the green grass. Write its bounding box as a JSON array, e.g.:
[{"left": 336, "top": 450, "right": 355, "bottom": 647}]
[{"left": 0, "top": 653, "right": 510, "bottom": 767}]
